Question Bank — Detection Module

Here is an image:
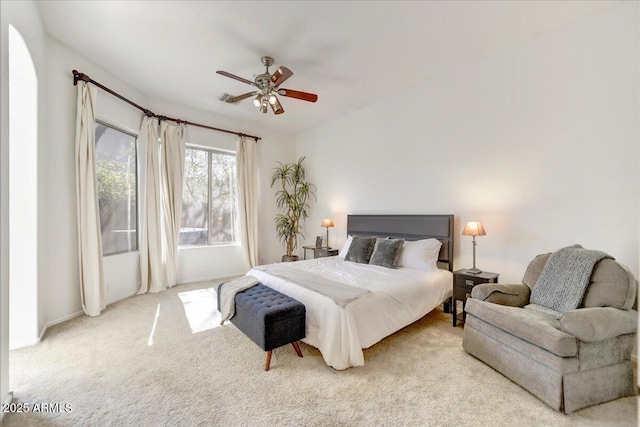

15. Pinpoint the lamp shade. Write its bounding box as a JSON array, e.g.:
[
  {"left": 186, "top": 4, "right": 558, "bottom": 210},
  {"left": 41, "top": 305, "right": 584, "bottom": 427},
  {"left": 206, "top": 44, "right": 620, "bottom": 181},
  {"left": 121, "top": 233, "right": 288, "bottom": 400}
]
[
  {"left": 462, "top": 221, "right": 486, "bottom": 236},
  {"left": 321, "top": 219, "right": 334, "bottom": 228}
]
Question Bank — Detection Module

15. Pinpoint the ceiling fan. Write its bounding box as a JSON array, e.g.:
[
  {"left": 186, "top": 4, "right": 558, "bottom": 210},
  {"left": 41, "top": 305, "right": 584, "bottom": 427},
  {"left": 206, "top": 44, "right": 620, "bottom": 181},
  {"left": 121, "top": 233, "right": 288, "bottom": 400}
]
[{"left": 216, "top": 56, "right": 318, "bottom": 115}]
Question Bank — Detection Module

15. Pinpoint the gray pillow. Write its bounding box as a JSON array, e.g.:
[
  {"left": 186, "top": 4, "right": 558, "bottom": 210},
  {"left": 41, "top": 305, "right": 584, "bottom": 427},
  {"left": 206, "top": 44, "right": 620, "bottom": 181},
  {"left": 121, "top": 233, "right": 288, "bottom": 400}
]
[
  {"left": 345, "top": 236, "right": 377, "bottom": 264},
  {"left": 369, "top": 238, "right": 405, "bottom": 268}
]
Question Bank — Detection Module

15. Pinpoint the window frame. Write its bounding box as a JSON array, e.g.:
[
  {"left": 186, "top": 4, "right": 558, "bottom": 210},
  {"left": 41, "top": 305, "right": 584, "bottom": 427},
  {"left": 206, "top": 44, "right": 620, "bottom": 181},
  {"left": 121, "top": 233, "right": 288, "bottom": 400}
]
[
  {"left": 95, "top": 119, "right": 140, "bottom": 256},
  {"left": 180, "top": 144, "right": 239, "bottom": 247}
]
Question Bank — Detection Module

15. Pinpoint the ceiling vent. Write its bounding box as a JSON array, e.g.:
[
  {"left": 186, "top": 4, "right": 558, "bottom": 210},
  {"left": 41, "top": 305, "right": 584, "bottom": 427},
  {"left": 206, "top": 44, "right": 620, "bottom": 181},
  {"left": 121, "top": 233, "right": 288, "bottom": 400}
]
[{"left": 219, "top": 93, "right": 239, "bottom": 104}]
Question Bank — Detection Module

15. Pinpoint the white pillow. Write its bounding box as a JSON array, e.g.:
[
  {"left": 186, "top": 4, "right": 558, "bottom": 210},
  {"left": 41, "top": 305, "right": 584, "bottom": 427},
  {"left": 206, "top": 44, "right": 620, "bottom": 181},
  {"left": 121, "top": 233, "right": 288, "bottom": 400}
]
[
  {"left": 397, "top": 238, "right": 442, "bottom": 272},
  {"left": 338, "top": 235, "right": 353, "bottom": 258}
]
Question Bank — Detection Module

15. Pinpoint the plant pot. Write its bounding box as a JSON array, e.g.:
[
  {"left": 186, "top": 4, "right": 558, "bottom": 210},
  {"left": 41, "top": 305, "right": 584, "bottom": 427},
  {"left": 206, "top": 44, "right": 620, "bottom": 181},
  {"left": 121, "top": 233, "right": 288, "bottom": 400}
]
[{"left": 282, "top": 255, "right": 299, "bottom": 262}]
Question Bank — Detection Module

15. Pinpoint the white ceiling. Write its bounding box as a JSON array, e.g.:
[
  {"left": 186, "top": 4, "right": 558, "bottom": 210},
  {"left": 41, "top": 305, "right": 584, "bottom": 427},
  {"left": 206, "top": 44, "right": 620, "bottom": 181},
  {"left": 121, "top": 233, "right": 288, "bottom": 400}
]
[{"left": 38, "top": 1, "right": 615, "bottom": 134}]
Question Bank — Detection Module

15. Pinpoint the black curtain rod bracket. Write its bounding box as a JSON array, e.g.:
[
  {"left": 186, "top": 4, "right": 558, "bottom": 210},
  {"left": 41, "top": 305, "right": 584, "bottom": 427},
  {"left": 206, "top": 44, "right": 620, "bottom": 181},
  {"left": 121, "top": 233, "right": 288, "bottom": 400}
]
[{"left": 71, "top": 70, "right": 261, "bottom": 141}]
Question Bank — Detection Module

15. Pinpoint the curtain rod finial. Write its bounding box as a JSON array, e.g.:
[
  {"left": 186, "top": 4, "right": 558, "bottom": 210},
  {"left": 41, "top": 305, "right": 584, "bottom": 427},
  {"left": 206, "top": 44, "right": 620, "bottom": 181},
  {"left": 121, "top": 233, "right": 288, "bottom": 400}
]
[{"left": 72, "top": 70, "right": 90, "bottom": 86}]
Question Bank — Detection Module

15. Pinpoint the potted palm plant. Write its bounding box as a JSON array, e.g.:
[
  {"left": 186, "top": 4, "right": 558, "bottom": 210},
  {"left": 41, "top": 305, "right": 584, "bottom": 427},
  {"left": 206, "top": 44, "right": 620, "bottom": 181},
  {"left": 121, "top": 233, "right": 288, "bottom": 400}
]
[{"left": 271, "top": 157, "right": 316, "bottom": 262}]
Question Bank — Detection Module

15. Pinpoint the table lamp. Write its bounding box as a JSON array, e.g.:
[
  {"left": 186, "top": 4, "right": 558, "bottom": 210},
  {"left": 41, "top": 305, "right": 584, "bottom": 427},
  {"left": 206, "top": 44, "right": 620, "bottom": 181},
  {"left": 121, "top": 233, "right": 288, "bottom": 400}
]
[
  {"left": 462, "top": 221, "right": 486, "bottom": 274},
  {"left": 321, "top": 219, "right": 334, "bottom": 248}
]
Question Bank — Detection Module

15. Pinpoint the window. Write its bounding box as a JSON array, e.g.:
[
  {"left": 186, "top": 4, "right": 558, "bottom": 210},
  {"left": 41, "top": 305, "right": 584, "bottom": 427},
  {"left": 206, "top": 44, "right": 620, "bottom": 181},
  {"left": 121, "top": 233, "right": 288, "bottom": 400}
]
[
  {"left": 95, "top": 122, "right": 138, "bottom": 255},
  {"left": 180, "top": 147, "right": 239, "bottom": 245}
]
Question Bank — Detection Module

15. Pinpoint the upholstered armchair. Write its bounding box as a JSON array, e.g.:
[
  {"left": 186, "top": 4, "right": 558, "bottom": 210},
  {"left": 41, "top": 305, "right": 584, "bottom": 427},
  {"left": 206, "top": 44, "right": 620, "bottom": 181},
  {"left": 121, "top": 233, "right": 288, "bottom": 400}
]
[{"left": 462, "top": 252, "right": 638, "bottom": 414}]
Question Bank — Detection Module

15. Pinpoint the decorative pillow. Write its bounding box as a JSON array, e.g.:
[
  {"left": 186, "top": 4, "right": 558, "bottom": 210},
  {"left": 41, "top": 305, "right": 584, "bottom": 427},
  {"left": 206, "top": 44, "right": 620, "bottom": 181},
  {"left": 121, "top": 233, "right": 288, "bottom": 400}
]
[
  {"left": 369, "top": 238, "right": 405, "bottom": 268},
  {"left": 344, "top": 236, "right": 376, "bottom": 264},
  {"left": 397, "top": 238, "right": 442, "bottom": 272},
  {"left": 338, "top": 235, "right": 353, "bottom": 258}
]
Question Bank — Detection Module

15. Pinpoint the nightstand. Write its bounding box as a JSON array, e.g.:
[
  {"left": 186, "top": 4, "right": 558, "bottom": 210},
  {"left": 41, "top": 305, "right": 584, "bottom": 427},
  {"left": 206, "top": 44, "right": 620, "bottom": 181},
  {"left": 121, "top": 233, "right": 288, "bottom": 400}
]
[
  {"left": 302, "top": 246, "right": 339, "bottom": 260},
  {"left": 452, "top": 269, "right": 499, "bottom": 327}
]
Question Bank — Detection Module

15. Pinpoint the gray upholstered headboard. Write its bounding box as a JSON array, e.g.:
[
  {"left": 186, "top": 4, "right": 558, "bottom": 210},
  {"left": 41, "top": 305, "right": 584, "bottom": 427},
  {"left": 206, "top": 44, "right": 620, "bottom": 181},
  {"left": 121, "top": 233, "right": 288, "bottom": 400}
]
[{"left": 346, "top": 214, "right": 455, "bottom": 272}]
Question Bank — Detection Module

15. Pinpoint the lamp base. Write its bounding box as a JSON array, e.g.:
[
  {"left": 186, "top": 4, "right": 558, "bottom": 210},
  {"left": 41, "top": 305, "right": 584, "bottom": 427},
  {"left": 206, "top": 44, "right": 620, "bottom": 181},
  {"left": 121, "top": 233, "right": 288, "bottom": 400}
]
[{"left": 467, "top": 267, "right": 482, "bottom": 274}]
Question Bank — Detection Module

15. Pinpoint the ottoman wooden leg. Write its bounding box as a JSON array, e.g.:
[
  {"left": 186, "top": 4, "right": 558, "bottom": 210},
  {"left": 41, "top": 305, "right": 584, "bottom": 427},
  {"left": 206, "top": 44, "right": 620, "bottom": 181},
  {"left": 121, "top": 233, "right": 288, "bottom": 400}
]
[
  {"left": 265, "top": 350, "right": 272, "bottom": 371},
  {"left": 292, "top": 341, "right": 303, "bottom": 358}
]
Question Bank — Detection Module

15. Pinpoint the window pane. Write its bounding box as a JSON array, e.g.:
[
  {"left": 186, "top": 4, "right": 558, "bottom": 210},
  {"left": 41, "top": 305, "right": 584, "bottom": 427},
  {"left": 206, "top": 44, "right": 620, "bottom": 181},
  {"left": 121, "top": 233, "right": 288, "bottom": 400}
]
[
  {"left": 209, "top": 152, "right": 238, "bottom": 244},
  {"left": 179, "top": 147, "right": 239, "bottom": 246},
  {"left": 180, "top": 148, "right": 208, "bottom": 245},
  {"left": 95, "top": 123, "right": 138, "bottom": 255}
]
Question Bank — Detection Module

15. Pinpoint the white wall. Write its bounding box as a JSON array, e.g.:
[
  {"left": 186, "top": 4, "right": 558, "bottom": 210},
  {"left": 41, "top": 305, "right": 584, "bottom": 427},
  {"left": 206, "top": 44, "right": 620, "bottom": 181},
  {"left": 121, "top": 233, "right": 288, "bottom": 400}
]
[
  {"left": 0, "top": 11, "right": 292, "bottom": 399},
  {"left": 0, "top": 0, "right": 50, "bottom": 410},
  {"left": 94, "top": 94, "right": 297, "bottom": 294},
  {"left": 297, "top": 2, "right": 639, "bottom": 284},
  {"left": 42, "top": 38, "right": 153, "bottom": 322},
  {"left": 1, "top": 5, "right": 636, "bottom": 407},
  {"left": 8, "top": 24, "right": 40, "bottom": 349},
  {"left": 42, "top": 35, "right": 297, "bottom": 324},
  {"left": 0, "top": 10, "right": 8, "bottom": 406},
  {"left": 148, "top": 97, "right": 298, "bottom": 272}
]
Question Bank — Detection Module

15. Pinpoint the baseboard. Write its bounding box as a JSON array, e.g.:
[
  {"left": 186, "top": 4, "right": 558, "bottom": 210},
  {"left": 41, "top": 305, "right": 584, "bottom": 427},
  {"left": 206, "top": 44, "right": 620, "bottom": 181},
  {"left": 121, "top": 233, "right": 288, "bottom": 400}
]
[
  {"left": 9, "top": 336, "right": 41, "bottom": 350},
  {"left": 40, "top": 310, "right": 84, "bottom": 338},
  {"left": 106, "top": 292, "right": 137, "bottom": 306},
  {"left": 10, "top": 310, "right": 85, "bottom": 350},
  {"left": 178, "top": 275, "right": 242, "bottom": 287}
]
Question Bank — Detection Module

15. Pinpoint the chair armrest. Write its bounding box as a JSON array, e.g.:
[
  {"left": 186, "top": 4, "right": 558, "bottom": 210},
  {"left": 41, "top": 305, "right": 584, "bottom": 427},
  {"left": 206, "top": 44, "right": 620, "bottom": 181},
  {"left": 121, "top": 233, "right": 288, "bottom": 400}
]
[
  {"left": 560, "top": 308, "right": 637, "bottom": 342},
  {"left": 471, "top": 283, "right": 531, "bottom": 307}
]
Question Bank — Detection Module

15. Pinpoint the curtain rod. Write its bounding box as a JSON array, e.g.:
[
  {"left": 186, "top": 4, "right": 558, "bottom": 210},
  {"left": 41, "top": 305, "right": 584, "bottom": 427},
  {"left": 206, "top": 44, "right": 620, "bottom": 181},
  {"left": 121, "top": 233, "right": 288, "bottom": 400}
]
[{"left": 72, "top": 70, "right": 261, "bottom": 141}]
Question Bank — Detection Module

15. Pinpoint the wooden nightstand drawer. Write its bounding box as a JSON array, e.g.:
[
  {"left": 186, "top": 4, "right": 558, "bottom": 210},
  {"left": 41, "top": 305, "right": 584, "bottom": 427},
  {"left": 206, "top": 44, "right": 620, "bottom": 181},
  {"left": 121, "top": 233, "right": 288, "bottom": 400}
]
[
  {"left": 325, "top": 248, "right": 339, "bottom": 257},
  {"left": 454, "top": 282, "right": 474, "bottom": 300},
  {"left": 454, "top": 275, "right": 486, "bottom": 299},
  {"left": 452, "top": 269, "right": 499, "bottom": 327},
  {"left": 303, "top": 246, "right": 339, "bottom": 260}
]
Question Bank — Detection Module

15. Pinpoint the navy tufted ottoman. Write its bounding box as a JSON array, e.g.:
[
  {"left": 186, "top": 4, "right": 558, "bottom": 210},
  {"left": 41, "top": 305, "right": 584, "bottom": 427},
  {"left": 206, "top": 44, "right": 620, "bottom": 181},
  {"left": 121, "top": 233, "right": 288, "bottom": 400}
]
[{"left": 217, "top": 283, "right": 306, "bottom": 371}]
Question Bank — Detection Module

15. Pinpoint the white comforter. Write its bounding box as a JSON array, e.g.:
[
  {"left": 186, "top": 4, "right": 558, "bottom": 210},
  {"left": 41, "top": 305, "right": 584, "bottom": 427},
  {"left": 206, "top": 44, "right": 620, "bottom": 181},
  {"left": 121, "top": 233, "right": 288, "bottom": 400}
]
[{"left": 247, "top": 257, "right": 452, "bottom": 370}]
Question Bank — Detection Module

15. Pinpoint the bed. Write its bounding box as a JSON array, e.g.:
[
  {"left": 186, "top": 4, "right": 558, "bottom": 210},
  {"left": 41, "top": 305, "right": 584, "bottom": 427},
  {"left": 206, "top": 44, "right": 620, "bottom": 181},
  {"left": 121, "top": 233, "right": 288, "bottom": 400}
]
[{"left": 247, "top": 214, "right": 454, "bottom": 370}]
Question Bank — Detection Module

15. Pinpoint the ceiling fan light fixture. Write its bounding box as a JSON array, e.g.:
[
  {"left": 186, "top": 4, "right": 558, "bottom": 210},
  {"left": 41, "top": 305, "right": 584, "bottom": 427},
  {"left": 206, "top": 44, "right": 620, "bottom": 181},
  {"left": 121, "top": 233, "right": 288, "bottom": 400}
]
[
  {"left": 253, "top": 93, "right": 263, "bottom": 107},
  {"left": 217, "top": 56, "right": 318, "bottom": 115}
]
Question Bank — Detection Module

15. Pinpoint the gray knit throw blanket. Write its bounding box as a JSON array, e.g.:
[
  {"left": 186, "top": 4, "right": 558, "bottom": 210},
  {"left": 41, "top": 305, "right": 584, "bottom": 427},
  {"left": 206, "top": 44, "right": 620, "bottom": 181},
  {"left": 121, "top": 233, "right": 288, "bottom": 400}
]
[{"left": 528, "top": 245, "right": 613, "bottom": 319}]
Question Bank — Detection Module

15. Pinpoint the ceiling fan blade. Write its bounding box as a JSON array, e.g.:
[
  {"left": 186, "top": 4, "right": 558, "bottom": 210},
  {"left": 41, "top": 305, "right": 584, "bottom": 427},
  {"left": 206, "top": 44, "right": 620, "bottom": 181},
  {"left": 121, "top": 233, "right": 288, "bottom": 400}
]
[
  {"left": 278, "top": 88, "right": 318, "bottom": 103},
  {"left": 225, "top": 91, "right": 258, "bottom": 103},
  {"left": 270, "top": 66, "right": 293, "bottom": 87},
  {"left": 216, "top": 70, "right": 256, "bottom": 87},
  {"left": 269, "top": 95, "right": 285, "bottom": 115}
]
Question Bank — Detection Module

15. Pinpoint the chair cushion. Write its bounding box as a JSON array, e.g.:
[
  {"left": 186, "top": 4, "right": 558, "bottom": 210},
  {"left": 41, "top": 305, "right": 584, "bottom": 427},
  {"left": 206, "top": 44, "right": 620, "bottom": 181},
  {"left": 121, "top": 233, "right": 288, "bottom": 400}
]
[
  {"left": 559, "top": 307, "right": 638, "bottom": 342},
  {"left": 522, "top": 254, "right": 637, "bottom": 310},
  {"left": 522, "top": 253, "right": 551, "bottom": 290},
  {"left": 471, "top": 283, "right": 531, "bottom": 307},
  {"left": 582, "top": 260, "right": 637, "bottom": 310},
  {"left": 465, "top": 298, "right": 577, "bottom": 357}
]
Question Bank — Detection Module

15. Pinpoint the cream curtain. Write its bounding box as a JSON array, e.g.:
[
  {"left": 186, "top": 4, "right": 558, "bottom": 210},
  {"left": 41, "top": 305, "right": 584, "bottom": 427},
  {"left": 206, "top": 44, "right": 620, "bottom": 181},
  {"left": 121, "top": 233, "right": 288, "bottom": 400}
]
[
  {"left": 75, "top": 82, "right": 105, "bottom": 316},
  {"left": 236, "top": 137, "right": 259, "bottom": 268},
  {"left": 160, "top": 121, "right": 186, "bottom": 288},
  {"left": 138, "top": 116, "right": 164, "bottom": 294},
  {"left": 139, "top": 118, "right": 186, "bottom": 294}
]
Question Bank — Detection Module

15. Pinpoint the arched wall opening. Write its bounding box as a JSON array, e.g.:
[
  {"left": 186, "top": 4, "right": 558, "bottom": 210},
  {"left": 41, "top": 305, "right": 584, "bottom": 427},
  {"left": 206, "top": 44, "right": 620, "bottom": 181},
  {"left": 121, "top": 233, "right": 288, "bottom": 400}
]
[{"left": 8, "top": 24, "right": 39, "bottom": 349}]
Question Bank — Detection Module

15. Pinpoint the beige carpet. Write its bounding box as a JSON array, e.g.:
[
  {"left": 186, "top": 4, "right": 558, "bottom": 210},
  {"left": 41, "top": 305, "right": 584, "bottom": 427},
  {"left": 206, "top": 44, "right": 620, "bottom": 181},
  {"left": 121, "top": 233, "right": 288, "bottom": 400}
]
[{"left": 4, "top": 280, "right": 637, "bottom": 426}]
